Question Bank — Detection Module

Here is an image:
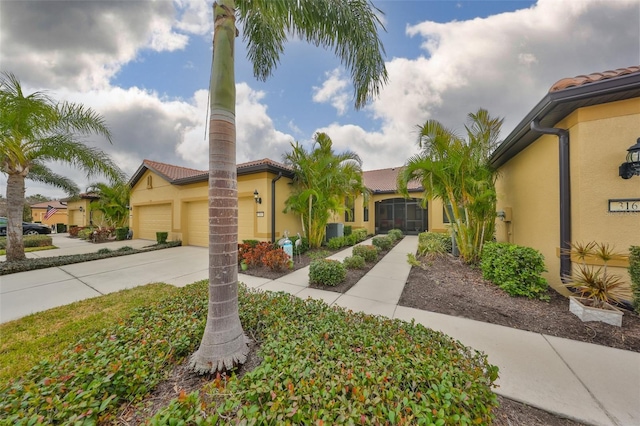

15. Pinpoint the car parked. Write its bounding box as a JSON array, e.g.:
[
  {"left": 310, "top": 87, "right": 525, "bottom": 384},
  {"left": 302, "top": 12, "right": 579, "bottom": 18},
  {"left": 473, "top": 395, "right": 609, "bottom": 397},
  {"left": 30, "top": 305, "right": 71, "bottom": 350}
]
[{"left": 0, "top": 217, "right": 52, "bottom": 236}]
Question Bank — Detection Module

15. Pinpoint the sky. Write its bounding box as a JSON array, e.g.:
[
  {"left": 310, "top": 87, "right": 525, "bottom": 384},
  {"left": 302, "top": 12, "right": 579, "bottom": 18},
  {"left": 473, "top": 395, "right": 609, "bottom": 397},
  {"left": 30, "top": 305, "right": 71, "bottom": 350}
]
[{"left": 1, "top": 0, "right": 639, "bottom": 199}]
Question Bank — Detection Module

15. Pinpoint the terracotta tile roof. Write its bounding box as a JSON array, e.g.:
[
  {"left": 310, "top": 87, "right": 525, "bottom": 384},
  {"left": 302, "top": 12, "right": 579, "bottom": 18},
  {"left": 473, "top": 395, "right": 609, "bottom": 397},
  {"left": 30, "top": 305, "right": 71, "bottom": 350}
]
[
  {"left": 549, "top": 66, "right": 640, "bottom": 92},
  {"left": 143, "top": 159, "right": 207, "bottom": 182},
  {"left": 237, "top": 158, "right": 292, "bottom": 171},
  {"left": 363, "top": 167, "right": 422, "bottom": 193},
  {"left": 30, "top": 200, "right": 67, "bottom": 209}
]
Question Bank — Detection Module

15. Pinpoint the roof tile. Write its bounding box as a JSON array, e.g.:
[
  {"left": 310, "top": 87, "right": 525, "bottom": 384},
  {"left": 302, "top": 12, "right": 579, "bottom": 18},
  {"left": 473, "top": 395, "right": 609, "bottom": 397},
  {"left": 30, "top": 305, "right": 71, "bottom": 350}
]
[
  {"left": 363, "top": 167, "right": 422, "bottom": 193},
  {"left": 549, "top": 66, "right": 640, "bottom": 92}
]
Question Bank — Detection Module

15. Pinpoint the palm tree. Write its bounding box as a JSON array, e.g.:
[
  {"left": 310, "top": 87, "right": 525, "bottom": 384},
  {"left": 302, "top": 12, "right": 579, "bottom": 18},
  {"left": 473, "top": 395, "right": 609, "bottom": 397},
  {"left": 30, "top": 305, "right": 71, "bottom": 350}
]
[
  {"left": 398, "top": 109, "right": 503, "bottom": 263},
  {"left": 85, "top": 181, "right": 131, "bottom": 228},
  {"left": 190, "top": 0, "right": 387, "bottom": 374},
  {"left": 283, "top": 132, "right": 368, "bottom": 248},
  {"left": 0, "top": 72, "right": 123, "bottom": 262}
]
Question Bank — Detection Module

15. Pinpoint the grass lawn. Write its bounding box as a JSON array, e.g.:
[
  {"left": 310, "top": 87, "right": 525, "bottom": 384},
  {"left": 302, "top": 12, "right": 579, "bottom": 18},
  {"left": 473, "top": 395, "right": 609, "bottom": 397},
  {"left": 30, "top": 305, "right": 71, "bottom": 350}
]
[
  {"left": 0, "top": 283, "right": 179, "bottom": 382},
  {"left": 0, "top": 245, "right": 57, "bottom": 256}
]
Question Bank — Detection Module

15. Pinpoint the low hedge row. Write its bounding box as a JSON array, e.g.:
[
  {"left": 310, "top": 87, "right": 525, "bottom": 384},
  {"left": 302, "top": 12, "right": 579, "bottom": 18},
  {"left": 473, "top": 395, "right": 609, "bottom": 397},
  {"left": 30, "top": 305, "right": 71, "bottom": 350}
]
[
  {"left": 0, "top": 241, "right": 182, "bottom": 275},
  {"left": 630, "top": 245, "right": 640, "bottom": 313},
  {"left": 0, "top": 235, "right": 52, "bottom": 250},
  {"left": 1, "top": 282, "right": 500, "bottom": 424}
]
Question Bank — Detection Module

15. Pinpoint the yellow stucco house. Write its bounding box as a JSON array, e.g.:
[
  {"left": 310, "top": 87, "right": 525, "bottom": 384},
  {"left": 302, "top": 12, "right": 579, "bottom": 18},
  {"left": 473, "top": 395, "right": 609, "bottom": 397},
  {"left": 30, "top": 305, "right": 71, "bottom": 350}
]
[
  {"left": 29, "top": 200, "right": 67, "bottom": 228},
  {"left": 491, "top": 66, "right": 640, "bottom": 293},
  {"left": 128, "top": 159, "right": 446, "bottom": 245},
  {"left": 63, "top": 193, "right": 104, "bottom": 228}
]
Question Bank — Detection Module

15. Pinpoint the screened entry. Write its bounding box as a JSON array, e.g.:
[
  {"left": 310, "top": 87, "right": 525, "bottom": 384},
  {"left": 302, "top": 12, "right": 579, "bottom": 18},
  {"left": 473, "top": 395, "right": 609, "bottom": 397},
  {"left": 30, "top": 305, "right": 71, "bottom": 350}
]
[{"left": 375, "top": 198, "right": 427, "bottom": 235}]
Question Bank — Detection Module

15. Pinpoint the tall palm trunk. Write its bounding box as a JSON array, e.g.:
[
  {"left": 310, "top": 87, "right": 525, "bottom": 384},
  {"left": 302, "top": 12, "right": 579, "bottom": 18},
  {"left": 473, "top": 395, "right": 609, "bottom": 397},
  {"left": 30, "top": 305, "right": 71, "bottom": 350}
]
[
  {"left": 189, "top": 0, "right": 248, "bottom": 374},
  {"left": 6, "top": 172, "right": 27, "bottom": 261}
]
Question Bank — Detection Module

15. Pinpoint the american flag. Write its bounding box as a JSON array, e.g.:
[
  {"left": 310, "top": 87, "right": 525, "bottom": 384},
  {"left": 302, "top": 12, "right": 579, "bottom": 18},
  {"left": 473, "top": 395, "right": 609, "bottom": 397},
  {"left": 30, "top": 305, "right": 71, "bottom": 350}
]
[{"left": 44, "top": 205, "right": 58, "bottom": 220}]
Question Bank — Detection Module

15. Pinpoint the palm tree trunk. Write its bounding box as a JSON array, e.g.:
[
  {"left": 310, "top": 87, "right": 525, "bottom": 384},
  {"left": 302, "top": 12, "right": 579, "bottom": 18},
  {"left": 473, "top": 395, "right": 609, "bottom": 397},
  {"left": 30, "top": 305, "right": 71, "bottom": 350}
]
[
  {"left": 189, "top": 0, "right": 248, "bottom": 374},
  {"left": 6, "top": 172, "right": 27, "bottom": 262}
]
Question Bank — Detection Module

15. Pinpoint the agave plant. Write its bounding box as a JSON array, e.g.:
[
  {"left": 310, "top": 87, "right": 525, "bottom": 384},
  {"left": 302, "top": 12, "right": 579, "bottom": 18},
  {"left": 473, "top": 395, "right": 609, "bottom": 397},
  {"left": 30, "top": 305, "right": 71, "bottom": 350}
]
[{"left": 564, "top": 242, "right": 632, "bottom": 309}]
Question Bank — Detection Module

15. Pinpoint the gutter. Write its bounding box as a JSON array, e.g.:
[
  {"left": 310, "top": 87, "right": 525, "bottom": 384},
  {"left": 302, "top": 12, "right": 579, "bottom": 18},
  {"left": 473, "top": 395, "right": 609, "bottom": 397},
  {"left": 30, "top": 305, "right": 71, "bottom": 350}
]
[
  {"left": 271, "top": 172, "right": 283, "bottom": 243},
  {"left": 530, "top": 120, "right": 571, "bottom": 282}
]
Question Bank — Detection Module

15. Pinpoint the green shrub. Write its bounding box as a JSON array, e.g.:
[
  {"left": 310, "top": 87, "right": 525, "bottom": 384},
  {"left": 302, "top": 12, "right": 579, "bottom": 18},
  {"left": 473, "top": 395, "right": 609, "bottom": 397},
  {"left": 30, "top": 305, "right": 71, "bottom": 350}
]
[
  {"left": 308, "top": 250, "right": 330, "bottom": 261},
  {"left": 97, "top": 248, "right": 111, "bottom": 255},
  {"left": 628, "top": 246, "right": 640, "bottom": 313},
  {"left": 327, "top": 236, "right": 346, "bottom": 250},
  {"left": 344, "top": 225, "right": 352, "bottom": 236},
  {"left": 115, "top": 227, "right": 129, "bottom": 241},
  {"left": 418, "top": 232, "right": 451, "bottom": 257},
  {"left": 352, "top": 244, "right": 378, "bottom": 262},
  {"left": 352, "top": 228, "right": 367, "bottom": 243},
  {"left": 343, "top": 254, "right": 366, "bottom": 269},
  {"left": 262, "top": 248, "right": 290, "bottom": 271},
  {"left": 345, "top": 233, "right": 358, "bottom": 246},
  {"left": 0, "top": 235, "right": 52, "bottom": 250},
  {"left": 77, "top": 228, "right": 93, "bottom": 240},
  {"left": 387, "top": 228, "right": 403, "bottom": 241},
  {"left": 372, "top": 235, "right": 392, "bottom": 251},
  {"left": 242, "top": 239, "right": 260, "bottom": 248},
  {"left": 117, "top": 246, "right": 134, "bottom": 252},
  {"left": 481, "top": 242, "right": 549, "bottom": 300},
  {"left": 309, "top": 259, "right": 347, "bottom": 286},
  {"left": 156, "top": 232, "right": 169, "bottom": 244}
]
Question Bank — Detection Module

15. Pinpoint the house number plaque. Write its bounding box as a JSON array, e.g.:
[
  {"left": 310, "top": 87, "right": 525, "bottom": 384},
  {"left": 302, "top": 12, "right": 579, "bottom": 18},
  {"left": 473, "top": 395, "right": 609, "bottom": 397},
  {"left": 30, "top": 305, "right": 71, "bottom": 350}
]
[{"left": 608, "top": 199, "right": 640, "bottom": 212}]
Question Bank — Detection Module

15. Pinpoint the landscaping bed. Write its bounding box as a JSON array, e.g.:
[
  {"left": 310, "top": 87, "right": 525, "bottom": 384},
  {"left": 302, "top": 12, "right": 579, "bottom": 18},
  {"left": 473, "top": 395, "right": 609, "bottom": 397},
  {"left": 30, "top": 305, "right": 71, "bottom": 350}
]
[{"left": 399, "top": 255, "right": 640, "bottom": 353}]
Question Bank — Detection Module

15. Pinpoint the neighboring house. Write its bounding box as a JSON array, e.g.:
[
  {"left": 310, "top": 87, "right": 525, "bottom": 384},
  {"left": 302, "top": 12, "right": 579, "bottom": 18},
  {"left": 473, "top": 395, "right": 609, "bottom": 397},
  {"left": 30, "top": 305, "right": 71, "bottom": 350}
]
[
  {"left": 62, "top": 193, "right": 103, "bottom": 228},
  {"left": 128, "top": 159, "right": 447, "bottom": 246},
  {"left": 491, "top": 66, "right": 640, "bottom": 293},
  {"left": 29, "top": 200, "right": 67, "bottom": 227}
]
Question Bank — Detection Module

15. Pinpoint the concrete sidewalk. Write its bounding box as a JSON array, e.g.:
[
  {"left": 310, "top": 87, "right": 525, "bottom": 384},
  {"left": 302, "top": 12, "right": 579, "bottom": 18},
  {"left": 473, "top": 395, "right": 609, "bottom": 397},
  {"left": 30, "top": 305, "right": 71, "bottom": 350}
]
[{"left": 1, "top": 234, "right": 639, "bottom": 425}]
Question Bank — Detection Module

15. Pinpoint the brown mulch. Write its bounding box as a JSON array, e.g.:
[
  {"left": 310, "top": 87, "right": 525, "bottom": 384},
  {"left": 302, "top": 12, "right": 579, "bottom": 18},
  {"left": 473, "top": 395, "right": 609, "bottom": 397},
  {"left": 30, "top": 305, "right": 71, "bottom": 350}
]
[{"left": 120, "top": 241, "right": 640, "bottom": 425}]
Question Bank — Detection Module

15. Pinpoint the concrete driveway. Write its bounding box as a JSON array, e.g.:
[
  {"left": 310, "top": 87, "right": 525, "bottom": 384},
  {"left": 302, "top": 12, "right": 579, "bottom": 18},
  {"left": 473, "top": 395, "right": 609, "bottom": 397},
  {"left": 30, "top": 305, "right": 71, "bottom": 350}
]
[{"left": 1, "top": 234, "right": 209, "bottom": 323}]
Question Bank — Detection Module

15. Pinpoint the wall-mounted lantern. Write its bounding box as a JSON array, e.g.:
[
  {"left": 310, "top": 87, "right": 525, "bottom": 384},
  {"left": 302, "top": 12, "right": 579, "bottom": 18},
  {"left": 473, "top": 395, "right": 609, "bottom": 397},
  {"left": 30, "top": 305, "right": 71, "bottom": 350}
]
[
  {"left": 619, "top": 137, "right": 640, "bottom": 179},
  {"left": 253, "top": 189, "right": 262, "bottom": 204},
  {"left": 79, "top": 206, "right": 84, "bottom": 212}
]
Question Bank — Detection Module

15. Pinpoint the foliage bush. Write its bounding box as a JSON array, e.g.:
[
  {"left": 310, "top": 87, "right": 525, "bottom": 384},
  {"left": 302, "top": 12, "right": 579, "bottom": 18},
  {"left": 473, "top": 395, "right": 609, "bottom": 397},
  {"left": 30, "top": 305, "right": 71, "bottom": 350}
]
[
  {"left": 77, "top": 228, "right": 94, "bottom": 240},
  {"left": 630, "top": 246, "right": 640, "bottom": 313},
  {"left": 327, "top": 236, "right": 346, "bottom": 250},
  {"left": 242, "top": 239, "right": 260, "bottom": 248},
  {"left": 418, "top": 232, "right": 452, "bottom": 257},
  {"left": 0, "top": 283, "right": 500, "bottom": 424},
  {"left": 97, "top": 248, "right": 111, "bottom": 255},
  {"left": 0, "top": 235, "right": 52, "bottom": 250},
  {"left": 481, "top": 242, "right": 549, "bottom": 300},
  {"left": 68, "top": 226, "right": 80, "bottom": 237},
  {"left": 345, "top": 233, "right": 358, "bottom": 246},
  {"left": 372, "top": 235, "right": 392, "bottom": 251},
  {"left": 352, "top": 228, "right": 368, "bottom": 243},
  {"left": 307, "top": 250, "right": 330, "bottom": 261},
  {"left": 387, "top": 228, "right": 403, "bottom": 242},
  {"left": 239, "top": 241, "right": 274, "bottom": 268},
  {"left": 0, "top": 241, "right": 182, "bottom": 275},
  {"left": 156, "top": 232, "right": 169, "bottom": 244},
  {"left": 115, "top": 227, "right": 129, "bottom": 241},
  {"left": 290, "top": 235, "right": 309, "bottom": 255},
  {"left": 343, "top": 254, "right": 366, "bottom": 269},
  {"left": 352, "top": 244, "right": 379, "bottom": 263},
  {"left": 262, "top": 248, "right": 291, "bottom": 271},
  {"left": 344, "top": 225, "right": 352, "bottom": 236},
  {"left": 309, "top": 259, "right": 347, "bottom": 286}
]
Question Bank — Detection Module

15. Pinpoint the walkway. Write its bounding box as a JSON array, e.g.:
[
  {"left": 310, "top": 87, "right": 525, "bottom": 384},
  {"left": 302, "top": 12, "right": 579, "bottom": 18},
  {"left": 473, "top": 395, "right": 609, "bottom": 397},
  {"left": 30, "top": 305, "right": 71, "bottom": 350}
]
[{"left": 1, "top": 235, "right": 639, "bottom": 425}]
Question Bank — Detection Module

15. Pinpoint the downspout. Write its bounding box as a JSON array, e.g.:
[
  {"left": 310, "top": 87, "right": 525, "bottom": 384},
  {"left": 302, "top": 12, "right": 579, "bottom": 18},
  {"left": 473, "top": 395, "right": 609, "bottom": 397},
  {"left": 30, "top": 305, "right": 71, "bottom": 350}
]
[
  {"left": 530, "top": 120, "right": 571, "bottom": 282},
  {"left": 271, "top": 172, "right": 283, "bottom": 243}
]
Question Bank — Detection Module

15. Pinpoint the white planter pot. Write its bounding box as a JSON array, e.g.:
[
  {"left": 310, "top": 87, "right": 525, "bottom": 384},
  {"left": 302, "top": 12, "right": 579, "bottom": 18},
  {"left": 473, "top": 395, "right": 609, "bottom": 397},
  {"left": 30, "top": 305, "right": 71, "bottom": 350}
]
[{"left": 569, "top": 296, "right": 623, "bottom": 327}]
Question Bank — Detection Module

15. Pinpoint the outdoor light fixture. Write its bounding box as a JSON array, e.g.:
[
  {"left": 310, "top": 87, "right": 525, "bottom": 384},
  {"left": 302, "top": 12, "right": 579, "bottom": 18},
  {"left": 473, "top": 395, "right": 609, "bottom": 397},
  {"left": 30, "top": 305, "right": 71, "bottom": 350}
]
[
  {"left": 79, "top": 206, "right": 84, "bottom": 212},
  {"left": 619, "top": 137, "right": 640, "bottom": 179},
  {"left": 253, "top": 189, "right": 262, "bottom": 204}
]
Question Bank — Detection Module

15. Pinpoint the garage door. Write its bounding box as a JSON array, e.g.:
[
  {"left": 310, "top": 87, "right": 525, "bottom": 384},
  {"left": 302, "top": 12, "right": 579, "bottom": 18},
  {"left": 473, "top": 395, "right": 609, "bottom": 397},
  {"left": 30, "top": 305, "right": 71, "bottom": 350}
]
[
  {"left": 69, "top": 210, "right": 82, "bottom": 227},
  {"left": 238, "top": 198, "right": 254, "bottom": 242},
  {"left": 186, "top": 200, "right": 208, "bottom": 247},
  {"left": 137, "top": 204, "right": 171, "bottom": 240}
]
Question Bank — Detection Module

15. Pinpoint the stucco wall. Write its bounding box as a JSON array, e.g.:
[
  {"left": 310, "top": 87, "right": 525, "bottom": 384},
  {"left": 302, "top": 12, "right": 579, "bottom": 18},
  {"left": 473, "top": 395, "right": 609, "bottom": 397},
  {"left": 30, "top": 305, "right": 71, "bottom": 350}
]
[{"left": 496, "top": 97, "right": 640, "bottom": 293}]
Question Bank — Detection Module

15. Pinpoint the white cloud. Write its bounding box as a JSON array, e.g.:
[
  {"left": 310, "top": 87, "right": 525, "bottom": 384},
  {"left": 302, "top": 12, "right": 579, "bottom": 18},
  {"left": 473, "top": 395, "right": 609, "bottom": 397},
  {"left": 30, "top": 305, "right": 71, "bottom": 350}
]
[{"left": 313, "top": 68, "right": 350, "bottom": 115}]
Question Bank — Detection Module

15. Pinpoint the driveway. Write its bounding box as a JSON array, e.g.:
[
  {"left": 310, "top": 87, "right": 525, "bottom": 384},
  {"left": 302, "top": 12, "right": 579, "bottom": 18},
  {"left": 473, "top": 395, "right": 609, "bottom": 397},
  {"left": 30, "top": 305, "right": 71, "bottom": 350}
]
[{"left": 1, "top": 234, "right": 209, "bottom": 323}]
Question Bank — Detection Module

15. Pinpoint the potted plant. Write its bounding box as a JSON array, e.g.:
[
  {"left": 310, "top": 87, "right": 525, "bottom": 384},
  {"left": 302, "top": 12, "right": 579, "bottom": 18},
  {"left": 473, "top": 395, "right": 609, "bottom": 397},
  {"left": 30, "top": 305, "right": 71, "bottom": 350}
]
[
  {"left": 564, "top": 242, "right": 633, "bottom": 327},
  {"left": 240, "top": 260, "right": 248, "bottom": 271}
]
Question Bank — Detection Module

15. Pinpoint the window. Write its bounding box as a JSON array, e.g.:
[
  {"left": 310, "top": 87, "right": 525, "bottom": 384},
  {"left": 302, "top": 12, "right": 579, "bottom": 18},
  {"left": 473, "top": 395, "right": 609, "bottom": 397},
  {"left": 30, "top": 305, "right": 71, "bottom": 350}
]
[
  {"left": 146, "top": 175, "right": 153, "bottom": 189},
  {"left": 344, "top": 197, "right": 355, "bottom": 222},
  {"left": 363, "top": 205, "right": 369, "bottom": 222}
]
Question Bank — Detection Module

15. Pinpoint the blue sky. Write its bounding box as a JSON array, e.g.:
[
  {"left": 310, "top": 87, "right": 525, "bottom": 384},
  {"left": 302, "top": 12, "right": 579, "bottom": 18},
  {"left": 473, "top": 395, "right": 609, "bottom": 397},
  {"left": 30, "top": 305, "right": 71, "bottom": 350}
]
[{"left": 1, "top": 0, "right": 638, "bottom": 199}]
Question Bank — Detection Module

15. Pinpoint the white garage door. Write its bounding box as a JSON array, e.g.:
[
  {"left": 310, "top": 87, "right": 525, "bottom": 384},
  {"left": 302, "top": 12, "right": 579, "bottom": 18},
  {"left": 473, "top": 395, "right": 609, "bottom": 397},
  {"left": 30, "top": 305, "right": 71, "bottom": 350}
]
[
  {"left": 137, "top": 204, "right": 171, "bottom": 241},
  {"left": 186, "top": 200, "right": 208, "bottom": 247}
]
